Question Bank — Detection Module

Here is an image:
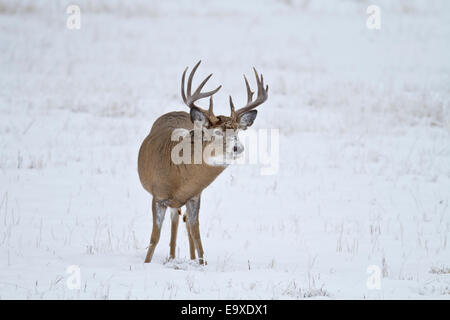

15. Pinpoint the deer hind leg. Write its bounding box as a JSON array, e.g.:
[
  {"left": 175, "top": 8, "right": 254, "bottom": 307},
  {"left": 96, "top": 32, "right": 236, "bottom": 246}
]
[
  {"left": 186, "top": 195, "right": 206, "bottom": 265},
  {"left": 144, "top": 198, "right": 167, "bottom": 263},
  {"left": 184, "top": 215, "right": 196, "bottom": 260},
  {"left": 169, "top": 208, "right": 181, "bottom": 260}
]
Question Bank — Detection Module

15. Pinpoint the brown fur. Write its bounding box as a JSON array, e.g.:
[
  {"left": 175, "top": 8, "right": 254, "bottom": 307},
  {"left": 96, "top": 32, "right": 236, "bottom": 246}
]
[{"left": 138, "top": 111, "right": 225, "bottom": 209}]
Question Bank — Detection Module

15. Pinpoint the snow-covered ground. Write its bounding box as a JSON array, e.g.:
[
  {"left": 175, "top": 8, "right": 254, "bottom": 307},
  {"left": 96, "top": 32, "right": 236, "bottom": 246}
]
[{"left": 0, "top": 0, "right": 449, "bottom": 299}]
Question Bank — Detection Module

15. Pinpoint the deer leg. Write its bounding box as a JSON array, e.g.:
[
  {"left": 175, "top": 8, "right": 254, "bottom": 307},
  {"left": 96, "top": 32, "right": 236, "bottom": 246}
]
[
  {"left": 186, "top": 195, "right": 206, "bottom": 265},
  {"left": 169, "top": 208, "right": 180, "bottom": 260},
  {"left": 144, "top": 198, "right": 167, "bottom": 263},
  {"left": 185, "top": 220, "right": 196, "bottom": 260},
  {"left": 190, "top": 222, "right": 205, "bottom": 265}
]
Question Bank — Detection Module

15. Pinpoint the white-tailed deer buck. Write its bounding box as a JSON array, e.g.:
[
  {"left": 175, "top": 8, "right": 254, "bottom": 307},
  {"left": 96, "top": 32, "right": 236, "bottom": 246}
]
[{"left": 138, "top": 61, "right": 268, "bottom": 264}]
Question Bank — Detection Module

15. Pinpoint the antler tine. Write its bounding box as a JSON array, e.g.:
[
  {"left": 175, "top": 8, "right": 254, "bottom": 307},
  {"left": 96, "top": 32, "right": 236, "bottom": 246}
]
[
  {"left": 229, "top": 96, "right": 236, "bottom": 118},
  {"left": 196, "top": 82, "right": 222, "bottom": 100},
  {"left": 208, "top": 96, "right": 214, "bottom": 114},
  {"left": 230, "top": 67, "right": 269, "bottom": 119},
  {"left": 187, "top": 60, "right": 201, "bottom": 96},
  {"left": 181, "top": 66, "right": 188, "bottom": 104},
  {"left": 194, "top": 73, "right": 213, "bottom": 96},
  {"left": 253, "top": 67, "right": 260, "bottom": 90},
  {"left": 181, "top": 61, "right": 222, "bottom": 122},
  {"left": 244, "top": 75, "right": 254, "bottom": 103}
]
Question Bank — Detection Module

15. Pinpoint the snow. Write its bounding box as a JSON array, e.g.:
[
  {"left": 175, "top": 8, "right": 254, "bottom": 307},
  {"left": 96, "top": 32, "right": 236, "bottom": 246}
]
[{"left": 0, "top": 0, "right": 449, "bottom": 299}]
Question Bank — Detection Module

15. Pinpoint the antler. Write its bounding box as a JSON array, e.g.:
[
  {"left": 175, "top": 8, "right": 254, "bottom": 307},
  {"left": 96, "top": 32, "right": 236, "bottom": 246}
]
[
  {"left": 229, "top": 67, "right": 269, "bottom": 119},
  {"left": 181, "top": 61, "right": 222, "bottom": 124}
]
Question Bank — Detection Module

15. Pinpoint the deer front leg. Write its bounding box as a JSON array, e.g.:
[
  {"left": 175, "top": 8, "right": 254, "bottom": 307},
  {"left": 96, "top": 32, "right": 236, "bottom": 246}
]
[
  {"left": 185, "top": 220, "right": 196, "bottom": 260},
  {"left": 169, "top": 208, "right": 180, "bottom": 260},
  {"left": 144, "top": 198, "right": 167, "bottom": 263},
  {"left": 185, "top": 195, "right": 206, "bottom": 265}
]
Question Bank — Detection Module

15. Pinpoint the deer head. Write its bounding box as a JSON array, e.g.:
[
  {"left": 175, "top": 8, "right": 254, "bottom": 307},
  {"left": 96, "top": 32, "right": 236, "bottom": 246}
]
[{"left": 181, "top": 61, "right": 269, "bottom": 165}]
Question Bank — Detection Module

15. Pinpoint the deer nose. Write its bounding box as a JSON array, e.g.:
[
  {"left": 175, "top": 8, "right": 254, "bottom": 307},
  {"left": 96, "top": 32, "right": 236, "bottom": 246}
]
[{"left": 234, "top": 144, "right": 244, "bottom": 154}]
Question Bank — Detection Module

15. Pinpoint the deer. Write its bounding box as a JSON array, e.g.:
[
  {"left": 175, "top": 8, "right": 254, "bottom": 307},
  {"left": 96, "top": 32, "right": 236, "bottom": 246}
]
[{"left": 137, "top": 61, "right": 268, "bottom": 264}]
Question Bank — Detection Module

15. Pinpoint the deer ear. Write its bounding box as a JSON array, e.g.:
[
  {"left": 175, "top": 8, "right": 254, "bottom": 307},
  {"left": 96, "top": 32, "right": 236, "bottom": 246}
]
[
  {"left": 238, "top": 110, "right": 257, "bottom": 129},
  {"left": 190, "top": 107, "right": 210, "bottom": 127}
]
